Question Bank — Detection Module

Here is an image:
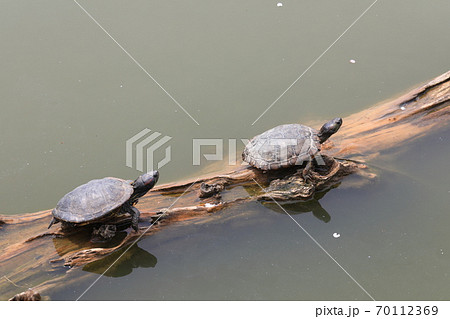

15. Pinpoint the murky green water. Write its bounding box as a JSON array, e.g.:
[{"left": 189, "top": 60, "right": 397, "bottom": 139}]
[{"left": 1, "top": 0, "right": 449, "bottom": 300}]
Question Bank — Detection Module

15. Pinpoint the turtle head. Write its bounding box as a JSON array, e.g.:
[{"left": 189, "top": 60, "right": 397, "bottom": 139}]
[
  {"left": 130, "top": 171, "right": 159, "bottom": 203},
  {"left": 317, "top": 118, "right": 342, "bottom": 143}
]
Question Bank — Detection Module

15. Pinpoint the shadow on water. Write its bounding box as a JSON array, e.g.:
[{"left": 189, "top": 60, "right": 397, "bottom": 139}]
[
  {"left": 50, "top": 228, "right": 157, "bottom": 278},
  {"left": 261, "top": 189, "right": 332, "bottom": 223},
  {"left": 242, "top": 179, "right": 338, "bottom": 223},
  {"left": 82, "top": 244, "right": 157, "bottom": 278},
  {"left": 52, "top": 229, "right": 129, "bottom": 257}
]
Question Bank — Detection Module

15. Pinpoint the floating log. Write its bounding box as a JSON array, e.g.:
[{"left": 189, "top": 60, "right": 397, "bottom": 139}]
[{"left": 1, "top": 70, "right": 449, "bottom": 300}]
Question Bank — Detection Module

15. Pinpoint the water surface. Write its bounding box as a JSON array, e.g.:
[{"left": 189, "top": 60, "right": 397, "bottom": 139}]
[{"left": 1, "top": 0, "right": 449, "bottom": 300}]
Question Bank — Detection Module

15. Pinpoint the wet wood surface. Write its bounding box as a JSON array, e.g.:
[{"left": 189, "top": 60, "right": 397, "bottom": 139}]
[{"left": 1, "top": 70, "right": 449, "bottom": 300}]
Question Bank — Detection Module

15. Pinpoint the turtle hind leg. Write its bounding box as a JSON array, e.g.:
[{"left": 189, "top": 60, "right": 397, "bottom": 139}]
[{"left": 47, "top": 217, "right": 59, "bottom": 229}]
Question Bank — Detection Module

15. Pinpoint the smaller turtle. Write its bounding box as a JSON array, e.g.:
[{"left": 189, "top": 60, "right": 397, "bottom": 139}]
[
  {"left": 242, "top": 118, "right": 342, "bottom": 178},
  {"left": 48, "top": 171, "right": 159, "bottom": 232}
]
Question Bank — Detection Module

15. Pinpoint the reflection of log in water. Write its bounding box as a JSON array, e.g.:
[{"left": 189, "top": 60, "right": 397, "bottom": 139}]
[{"left": 0, "top": 70, "right": 449, "bottom": 300}]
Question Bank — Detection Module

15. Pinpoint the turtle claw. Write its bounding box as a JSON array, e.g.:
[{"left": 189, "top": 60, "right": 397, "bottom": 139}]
[{"left": 303, "top": 171, "right": 312, "bottom": 184}]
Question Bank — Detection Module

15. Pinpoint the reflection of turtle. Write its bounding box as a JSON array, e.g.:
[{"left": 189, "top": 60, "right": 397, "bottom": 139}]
[
  {"left": 243, "top": 118, "right": 342, "bottom": 178},
  {"left": 48, "top": 171, "right": 159, "bottom": 232}
]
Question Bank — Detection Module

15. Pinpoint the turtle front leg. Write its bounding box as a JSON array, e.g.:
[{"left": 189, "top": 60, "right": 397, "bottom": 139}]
[
  {"left": 123, "top": 202, "right": 140, "bottom": 232},
  {"left": 302, "top": 159, "right": 313, "bottom": 183},
  {"left": 130, "top": 206, "right": 141, "bottom": 232}
]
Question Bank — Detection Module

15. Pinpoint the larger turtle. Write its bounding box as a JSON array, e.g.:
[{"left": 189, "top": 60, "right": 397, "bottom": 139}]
[
  {"left": 48, "top": 171, "right": 159, "bottom": 232},
  {"left": 242, "top": 118, "right": 342, "bottom": 176}
]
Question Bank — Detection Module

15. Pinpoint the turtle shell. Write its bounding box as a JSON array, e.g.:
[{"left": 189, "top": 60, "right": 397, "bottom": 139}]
[
  {"left": 52, "top": 177, "right": 134, "bottom": 223},
  {"left": 242, "top": 124, "right": 320, "bottom": 170}
]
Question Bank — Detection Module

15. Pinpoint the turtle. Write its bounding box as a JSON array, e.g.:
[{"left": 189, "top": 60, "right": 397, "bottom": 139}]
[
  {"left": 48, "top": 171, "right": 159, "bottom": 232},
  {"left": 242, "top": 118, "right": 342, "bottom": 178}
]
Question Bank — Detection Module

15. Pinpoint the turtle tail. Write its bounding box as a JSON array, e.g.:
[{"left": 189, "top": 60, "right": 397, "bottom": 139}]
[{"left": 48, "top": 217, "right": 59, "bottom": 229}]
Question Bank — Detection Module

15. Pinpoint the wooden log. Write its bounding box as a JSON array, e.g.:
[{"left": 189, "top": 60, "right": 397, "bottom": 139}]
[{"left": 0, "top": 70, "right": 449, "bottom": 300}]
